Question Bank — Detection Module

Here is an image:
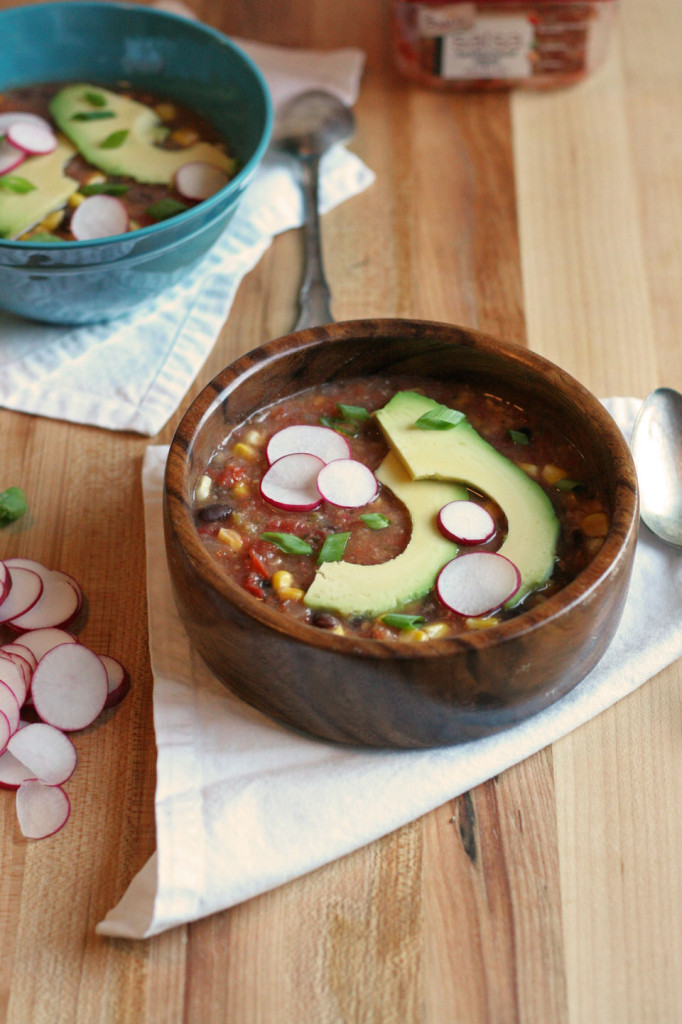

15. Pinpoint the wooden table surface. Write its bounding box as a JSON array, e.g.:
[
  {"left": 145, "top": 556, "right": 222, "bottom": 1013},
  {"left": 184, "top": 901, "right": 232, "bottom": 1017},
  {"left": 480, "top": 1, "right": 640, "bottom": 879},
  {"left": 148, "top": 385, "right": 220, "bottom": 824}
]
[{"left": 1, "top": 1, "right": 681, "bottom": 1021}]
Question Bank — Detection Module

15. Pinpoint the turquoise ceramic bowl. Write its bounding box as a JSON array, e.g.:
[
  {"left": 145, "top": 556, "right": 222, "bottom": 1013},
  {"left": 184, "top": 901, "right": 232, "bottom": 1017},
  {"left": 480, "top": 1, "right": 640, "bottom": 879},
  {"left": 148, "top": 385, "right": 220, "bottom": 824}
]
[{"left": 0, "top": 2, "right": 272, "bottom": 324}]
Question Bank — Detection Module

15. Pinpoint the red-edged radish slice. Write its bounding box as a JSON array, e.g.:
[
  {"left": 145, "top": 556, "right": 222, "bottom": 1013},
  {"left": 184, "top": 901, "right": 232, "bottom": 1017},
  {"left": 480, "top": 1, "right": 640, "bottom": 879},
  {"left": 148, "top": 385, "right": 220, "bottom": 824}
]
[
  {"left": 0, "top": 650, "right": 33, "bottom": 691},
  {"left": 6, "top": 121, "right": 57, "bottom": 156},
  {"left": 7, "top": 572, "right": 81, "bottom": 632},
  {"left": 266, "top": 424, "right": 351, "bottom": 466},
  {"left": 16, "top": 780, "right": 70, "bottom": 839},
  {"left": 316, "top": 458, "right": 378, "bottom": 508},
  {"left": 8, "top": 723, "right": 77, "bottom": 786},
  {"left": 0, "top": 560, "right": 11, "bottom": 605},
  {"left": 100, "top": 655, "right": 131, "bottom": 709},
  {"left": 174, "top": 161, "right": 229, "bottom": 200},
  {"left": 0, "top": 657, "right": 28, "bottom": 706},
  {"left": 0, "top": 568, "right": 43, "bottom": 624},
  {"left": 438, "top": 500, "right": 496, "bottom": 545},
  {"left": 0, "top": 137, "right": 25, "bottom": 176},
  {"left": 0, "top": 681, "right": 20, "bottom": 735},
  {"left": 16, "top": 627, "right": 78, "bottom": 663},
  {"left": 70, "top": 194, "right": 129, "bottom": 241},
  {"left": 50, "top": 569, "right": 83, "bottom": 614},
  {"left": 436, "top": 552, "right": 521, "bottom": 618},
  {"left": 31, "top": 644, "right": 107, "bottom": 732},
  {"left": 1, "top": 642, "right": 37, "bottom": 673},
  {"left": 0, "top": 728, "right": 33, "bottom": 788},
  {"left": 260, "top": 452, "right": 325, "bottom": 511},
  {"left": 0, "top": 711, "right": 11, "bottom": 758},
  {"left": 0, "top": 111, "right": 53, "bottom": 136}
]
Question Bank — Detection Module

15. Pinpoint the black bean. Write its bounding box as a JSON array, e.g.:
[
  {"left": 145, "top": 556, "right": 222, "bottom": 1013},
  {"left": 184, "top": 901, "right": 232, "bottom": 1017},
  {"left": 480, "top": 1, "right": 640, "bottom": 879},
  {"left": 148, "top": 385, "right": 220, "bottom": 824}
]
[
  {"left": 196, "top": 503, "right": 233, "bottom": 523},
  {"left": 311, "top": 611, "right": 341, "bottom": 630}
]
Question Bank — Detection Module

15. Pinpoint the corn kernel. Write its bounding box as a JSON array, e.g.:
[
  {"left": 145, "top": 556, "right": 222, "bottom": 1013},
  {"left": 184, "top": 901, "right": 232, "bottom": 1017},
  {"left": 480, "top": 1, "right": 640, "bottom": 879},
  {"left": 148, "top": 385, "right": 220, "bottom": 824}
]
[
  {"left": 83, "top": 171, "right": 106, "bottom": 186},
  {"left": 465, "top": 616, "right": 500, "bottom": 630},
  {"left": 232, "top": 442, "right": 258, "bottom": 460},
  {"left": 542, "top": 464, "right": 569, "bottom": 485},
  {"left": 582, "top": 512, "right": 609, "bottom": 538},
  {"left": 217, "top": 527, "right": 243, "bottom": 551},
  {"left": 40, "top": 210, "right": 64, "bottom": 231},
  {"left": 423, "top": 622, "right": 450, "bottom": 639},
  {"left": 330, "top": 625, "right": 345, "bottom": 636},
  {"left": 518, "top": 462, "right": 539, "bottom": 479},
  {"left": 155, "top": 101, "right": 176, "bottom": 121},
  {"left": 403, "top": 629, "right": 429, "bottom": 643},
  {"left": 232, "top": 481, "right": 249, "bottom": 498},
  {"left": 278, "top": 586, "right": 305, "bottom": 602},
  {"left": 195, "top": 474, "right": 212, "bottom": 502},
  {"left": 243, "top": 429, "right": 265, "bottom": 447},
  {"left": 68, "top": 192, "right": 86, "bottom": 209},
  {"left": 128, "top": 220, "right": 140, "bottom": 233},
  {"left": 272, "top": 570, "right": 293, "bottom": 593},
  {"left": 171, "top": 128, "right": 199, "bottom": 147},
  {"left": 585, "top": 537, "right": 604, "bottom": 555}
]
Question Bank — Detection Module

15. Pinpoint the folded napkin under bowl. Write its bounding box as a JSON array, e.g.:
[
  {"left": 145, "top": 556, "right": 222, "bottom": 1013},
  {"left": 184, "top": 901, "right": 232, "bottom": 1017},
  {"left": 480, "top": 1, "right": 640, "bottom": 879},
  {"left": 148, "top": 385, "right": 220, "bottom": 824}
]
[
  {"left": 163, "top": 319, "right": 639, "bottom": 749},
  {"left": 0, "top": 1, "right": 272, "bottom": 324}
]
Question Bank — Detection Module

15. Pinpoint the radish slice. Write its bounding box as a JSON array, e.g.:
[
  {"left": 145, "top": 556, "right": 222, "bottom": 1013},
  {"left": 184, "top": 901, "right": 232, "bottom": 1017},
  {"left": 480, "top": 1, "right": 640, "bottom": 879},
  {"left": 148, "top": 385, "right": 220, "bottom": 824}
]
[
  {"left": 100, "top": 655, "right": 131, "bottom": 709},
  {"left": 6, "top": 121, "right": 57, "bottom": 156},
  {"left": 0, "top": 111, "right": 52, "bottom": 136},
  {"left": 260, "top": 452, "right": 325, "bottom": 511},
  {"left": 266, "top": 425, "right": 351, "bottom": 466},
  {"left": 0, "top": 650, "right": 33, "bottom": 691},
  {"left": 0, "top": 735, "right": 34, "bottom": 789},
  {"left": 31, "top": 643, "right": 107, "bottom": 732},
  {"left": 0, "top": 561, "right": 11, "bottom": 605},
  {"left": 0, "top": 681, "right": 20, "bottom": 735},
  {"left": 0, "top": 568, "right": 43, "bottom": 624},
  {"left": 316, "top": 458, "right": 378, "bottom": 508},
  {"left": 438, "top": 500, "right": 496, "bottom": 545},
  {"left": 7, "top": 572, "right": 81, "bottom": 632},
  {"left": 70, "top": 194, "right": 129, "bottom": 241},
  {"left": 50, "top": 570, "right": 83, "bottom": 614},
  {"left": 0, "top": 657, "right": 28, "bottom": 706},
  {"left": 8, "top": 723, "right": 77, "bottom": 786},
  {"left": 0, "top": 137, "right": 25, "bottom": 176},
  {"left": 16, "top": 781, "right": 70, "bottom": 839},
  {"left": 0, "top": 711, "right": 11, "bottom": 758},
  {"left": 174, "top": 161, "right": 229, "bottom": 200},
  {"left": 16, "top": 628, "right": 78, "bottom": 663},
  {"left": 436, "top": 552, "right": 521, "bottom": 618},
  {"left": 1, "top": 642, "right": 37, "bottom": 673}
]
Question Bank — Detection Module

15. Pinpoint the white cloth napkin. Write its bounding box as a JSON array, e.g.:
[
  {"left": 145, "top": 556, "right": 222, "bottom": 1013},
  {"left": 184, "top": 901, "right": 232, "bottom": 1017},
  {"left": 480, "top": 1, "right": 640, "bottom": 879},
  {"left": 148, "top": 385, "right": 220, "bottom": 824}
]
[
  {"left": 0, "top": 44, "right": 373, "bottom": 435},
  {"left": 96, "top": 397, "right": 682, "bottom": 939}
]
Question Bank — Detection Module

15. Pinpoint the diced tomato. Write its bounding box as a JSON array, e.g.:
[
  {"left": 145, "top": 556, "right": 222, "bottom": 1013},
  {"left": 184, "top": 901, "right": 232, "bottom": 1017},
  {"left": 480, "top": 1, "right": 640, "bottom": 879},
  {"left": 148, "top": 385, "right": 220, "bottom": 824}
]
[
  {"left": 248, "top": 546, "right": 270, "bottom": 578},
  {"left": 215, "top": 464, "right": 248, "bottom": 488},
  {"left": 244, "top": 573, "right": 266, "bottom": 599}
]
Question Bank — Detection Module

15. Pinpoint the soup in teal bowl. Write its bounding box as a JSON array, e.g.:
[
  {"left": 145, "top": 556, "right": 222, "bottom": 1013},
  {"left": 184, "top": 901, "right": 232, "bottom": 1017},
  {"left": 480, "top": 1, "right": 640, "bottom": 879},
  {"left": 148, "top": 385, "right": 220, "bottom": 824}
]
[{"left": 0, "top": 2, "right": 272, "bottom": 324}]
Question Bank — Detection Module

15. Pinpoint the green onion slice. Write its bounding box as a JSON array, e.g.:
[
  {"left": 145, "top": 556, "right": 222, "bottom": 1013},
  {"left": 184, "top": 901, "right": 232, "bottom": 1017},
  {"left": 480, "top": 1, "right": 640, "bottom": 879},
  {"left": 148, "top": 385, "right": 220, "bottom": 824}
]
[
  {"left": 0, "top": 176, "right": 36, "bottom": 194},
  {"left": 414, "top": 404, "right": 466, "bottom": 430},
  {"left": 381, "top": 613, "right": 425, "bottom": 630},
  {"left": 99, "top": 129, "right": 129, "bottom": 149},
  {"left": 0, "top": 487, "right": 28, "bottom": 527},
  {"left": 555, "top": 478, "right": 586, "bottom": 492},
  {"left": 359, "top": 512, "right": 390, "bottom": 530},
  {"left": 318, "top": 532, "right": 350, "bottom": 563},
  {"left": 260, "top": 532, "right": 312, "bottom": 555},
  {"left": 319, "top": 415, "right": 357, "bottom": 436},
  {"left": 146, "top": 198, "right": 189, "bottom": 221},
  {"left": 72, "top": 110, "right": 116, "bottom": 121},
  {"left": 83, "top": 91, "right": 108, "bottom": 107},
  {"left": 508, "top": 428, "right": 531, "bottom": 445},
  {"left": 337, "top": 403, "right": 370, "bottom": 421}
]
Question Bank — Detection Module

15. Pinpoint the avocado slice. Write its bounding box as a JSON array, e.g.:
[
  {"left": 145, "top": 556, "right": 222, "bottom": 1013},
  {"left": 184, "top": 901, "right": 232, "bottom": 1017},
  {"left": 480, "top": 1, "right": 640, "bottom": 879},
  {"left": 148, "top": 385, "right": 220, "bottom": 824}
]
[
  {"left": 375, "top": 391, "right": 560, "bottom": 604},
  {"left": 304, "top": 451, "right": 466, "bottom": 619},
  {"left": 50, "top": 84, "right": 235, "bottom": 185},
  {"left": 0, "top": 136, "right": 78, "bottom": 239}
]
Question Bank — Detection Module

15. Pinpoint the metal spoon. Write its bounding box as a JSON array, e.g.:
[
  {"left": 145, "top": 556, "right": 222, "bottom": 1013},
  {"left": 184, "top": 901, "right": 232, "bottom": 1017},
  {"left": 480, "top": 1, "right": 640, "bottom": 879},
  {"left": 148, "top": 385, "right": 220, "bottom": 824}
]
[
  {"left": 272, "top": 90, "right": 355, "bottom": 330},
  {"left": 631, "top": 387, "right": 682, "bottom": 546}
]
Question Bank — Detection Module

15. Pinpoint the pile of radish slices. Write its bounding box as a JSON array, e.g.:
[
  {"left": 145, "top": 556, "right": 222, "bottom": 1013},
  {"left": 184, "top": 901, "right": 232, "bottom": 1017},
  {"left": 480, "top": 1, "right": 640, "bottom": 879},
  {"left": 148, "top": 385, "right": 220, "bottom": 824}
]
[
  {"left": 0, "top": 557, "right": 129, "bottom": 840},
  {"left": 0, "top": 112, "right": 58, "bottom": 176},
  {"left": 258, "top": 425, "right": 522, "bottom": 618}
]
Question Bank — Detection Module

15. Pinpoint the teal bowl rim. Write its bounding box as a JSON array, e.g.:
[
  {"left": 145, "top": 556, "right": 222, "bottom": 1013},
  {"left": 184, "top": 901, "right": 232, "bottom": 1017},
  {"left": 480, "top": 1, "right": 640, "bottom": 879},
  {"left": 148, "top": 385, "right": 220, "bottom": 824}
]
[{"left": 0, "top": 0, "right": 274, "bottom": 254}]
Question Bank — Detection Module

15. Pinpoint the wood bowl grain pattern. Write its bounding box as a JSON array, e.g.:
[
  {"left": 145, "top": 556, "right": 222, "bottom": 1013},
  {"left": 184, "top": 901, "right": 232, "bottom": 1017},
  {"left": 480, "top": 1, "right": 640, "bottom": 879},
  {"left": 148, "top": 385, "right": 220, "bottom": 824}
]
[{"left": 164, "top": 319, "right": 639, "bottom": 748}]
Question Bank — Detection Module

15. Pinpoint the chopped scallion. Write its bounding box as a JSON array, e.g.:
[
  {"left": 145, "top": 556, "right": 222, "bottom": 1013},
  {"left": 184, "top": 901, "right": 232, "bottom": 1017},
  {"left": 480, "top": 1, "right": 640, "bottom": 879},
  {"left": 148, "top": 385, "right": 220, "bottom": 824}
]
[
  {"left": 259, "top": 532, "right": 312, "bottom": 555},
  {"left": 146, "top": 197, "right": 189, "bottom": 221},
  {"left": 337, "top": 403, "right": 370, "bottom": 421},
  {"left": 83, "top": 91, "right": 107, "bottom": 107},
  {"left": 359, "top": 512, "right": 390, "bottom": 530},
  {"left": 555, "top": 478, "right": 586, "bottom": 492},
  {"left": 99, "top": 128, "right": 129, "bottom": 149},
  {"left": 414, "top": 404, "right": 466, "bottom": 430},
  {"left": 508, "top": 428, "right": 531, "bottom": 445},
  {"left": 381, "top": 613, "right": 425, "bottom": 630},
  {"left": 80, "top": 182, "right": 130, "bottom": 196},
  {"left": 72, "top": 110, "right": 115, "bottom": 121},
  {"left": 0, "top": 487, "right": 28, "bottom": 527},
  {"left": 0, "top": 176, "right": 36, "bottom": 194},
  {"left": 318, "top": 532, "right": 350, "bottom": 563}
]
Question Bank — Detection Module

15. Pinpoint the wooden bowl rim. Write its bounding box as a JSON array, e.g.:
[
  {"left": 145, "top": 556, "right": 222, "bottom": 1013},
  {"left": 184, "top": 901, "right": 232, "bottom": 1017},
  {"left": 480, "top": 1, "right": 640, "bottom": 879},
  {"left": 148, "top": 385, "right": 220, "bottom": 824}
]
[{"left": 165, "top": 318, "right": 639, "bottom": 660}]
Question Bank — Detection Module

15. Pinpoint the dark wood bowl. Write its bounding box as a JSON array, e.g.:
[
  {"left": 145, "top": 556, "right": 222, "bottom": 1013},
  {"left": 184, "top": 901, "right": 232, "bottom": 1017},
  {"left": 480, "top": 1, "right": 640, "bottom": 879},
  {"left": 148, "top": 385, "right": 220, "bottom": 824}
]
[{"left": 164, "top": 319, "right": 639, "bottom": 748}]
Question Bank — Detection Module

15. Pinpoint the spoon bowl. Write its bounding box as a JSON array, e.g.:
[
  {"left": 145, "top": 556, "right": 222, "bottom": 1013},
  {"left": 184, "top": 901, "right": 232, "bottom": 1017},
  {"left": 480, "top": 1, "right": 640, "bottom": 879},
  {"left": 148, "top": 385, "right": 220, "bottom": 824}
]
[
  {"left": 273, "top": 90, "right": 356, "bottom": 329},
  {"left": 631, "top": 387, "right": 682, "bottom": 546}
]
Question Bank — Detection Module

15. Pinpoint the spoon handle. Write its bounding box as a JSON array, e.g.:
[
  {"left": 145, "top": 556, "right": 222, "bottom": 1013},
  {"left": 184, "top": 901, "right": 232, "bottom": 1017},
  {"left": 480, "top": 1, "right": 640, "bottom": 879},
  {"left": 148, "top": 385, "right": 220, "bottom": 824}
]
[{"left": 293, "top": 154, "right": 333, "bottom": 331}]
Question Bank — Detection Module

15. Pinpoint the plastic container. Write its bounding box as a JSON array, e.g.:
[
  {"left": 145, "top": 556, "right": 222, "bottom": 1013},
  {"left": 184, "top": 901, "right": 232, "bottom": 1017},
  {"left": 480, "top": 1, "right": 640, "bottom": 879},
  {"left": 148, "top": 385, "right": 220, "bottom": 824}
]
[{"left": 390, "top": 0, "right": 618, "bottom": 89}]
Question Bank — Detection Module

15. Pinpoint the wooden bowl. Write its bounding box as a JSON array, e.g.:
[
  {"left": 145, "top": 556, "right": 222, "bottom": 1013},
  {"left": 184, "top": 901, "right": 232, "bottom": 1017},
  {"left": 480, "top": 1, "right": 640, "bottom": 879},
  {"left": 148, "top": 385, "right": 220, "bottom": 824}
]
[{"left": 164, "top": 319, "right": 639, "bottom": 748}]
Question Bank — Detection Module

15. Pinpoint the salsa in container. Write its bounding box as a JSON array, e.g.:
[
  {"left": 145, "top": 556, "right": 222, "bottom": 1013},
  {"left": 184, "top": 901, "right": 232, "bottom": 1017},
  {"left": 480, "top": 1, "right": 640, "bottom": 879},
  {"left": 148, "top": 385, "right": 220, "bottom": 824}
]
[{"left": 390, "top": 0, "right": 618, "bottom": 89}]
